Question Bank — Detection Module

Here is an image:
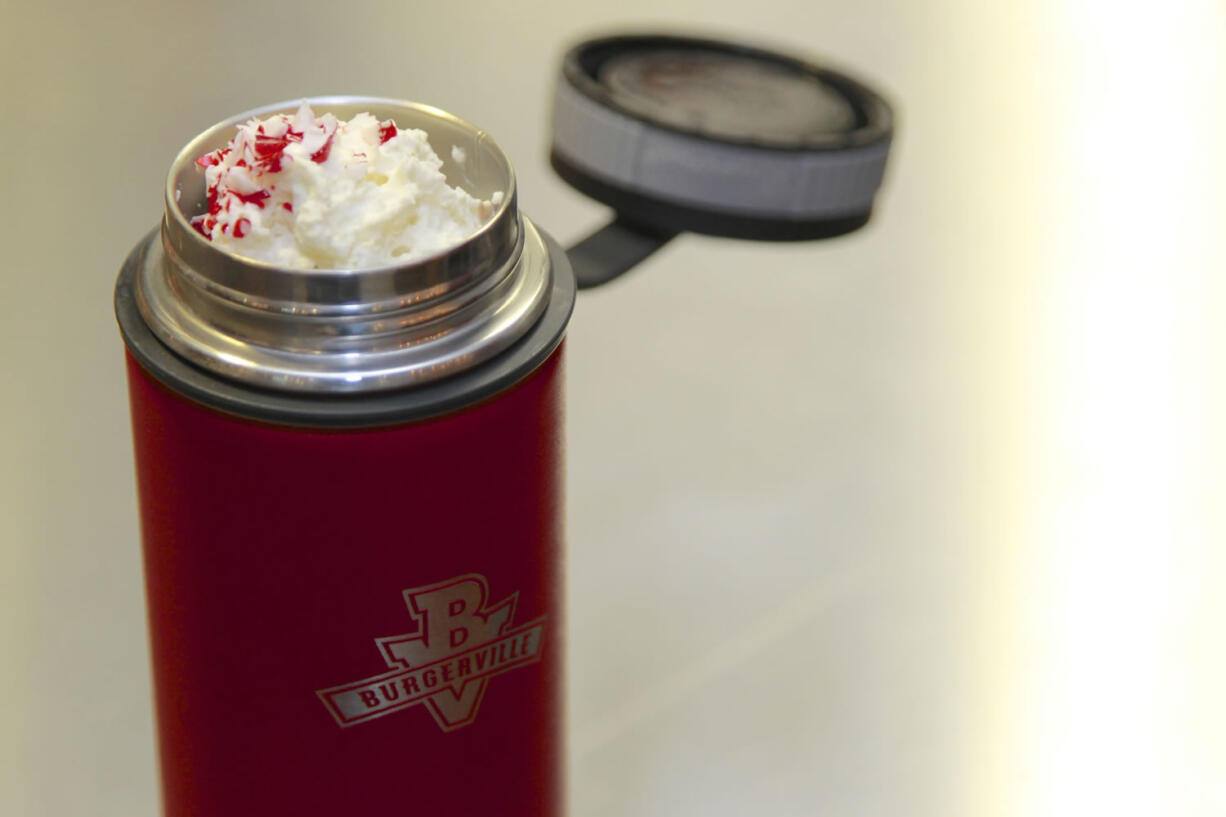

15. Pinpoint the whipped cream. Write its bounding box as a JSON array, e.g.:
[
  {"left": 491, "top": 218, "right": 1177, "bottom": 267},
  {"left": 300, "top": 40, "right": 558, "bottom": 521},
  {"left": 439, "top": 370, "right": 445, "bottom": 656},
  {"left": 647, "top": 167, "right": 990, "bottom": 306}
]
[{"left": 190, "top": 102, "right": 502, "bottom": 269}]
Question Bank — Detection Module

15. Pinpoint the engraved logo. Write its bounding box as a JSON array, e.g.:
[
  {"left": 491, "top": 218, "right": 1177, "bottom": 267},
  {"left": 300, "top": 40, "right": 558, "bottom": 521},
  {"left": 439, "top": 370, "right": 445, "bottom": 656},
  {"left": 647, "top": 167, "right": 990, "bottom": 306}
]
[{"left": 316, "top": 574, "right": 546, "bottom": 731}]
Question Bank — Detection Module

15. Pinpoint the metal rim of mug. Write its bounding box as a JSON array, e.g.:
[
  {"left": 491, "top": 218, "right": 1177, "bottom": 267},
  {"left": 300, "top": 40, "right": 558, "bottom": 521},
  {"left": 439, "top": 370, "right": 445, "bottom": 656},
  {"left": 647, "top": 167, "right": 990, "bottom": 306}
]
[{"left": 117, "top": 224, "right": 576, "bottom": 428}]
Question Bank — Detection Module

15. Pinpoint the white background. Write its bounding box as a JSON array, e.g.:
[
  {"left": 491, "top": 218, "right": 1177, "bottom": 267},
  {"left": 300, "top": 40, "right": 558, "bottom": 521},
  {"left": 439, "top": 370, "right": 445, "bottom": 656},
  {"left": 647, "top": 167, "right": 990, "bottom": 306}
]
[{"left": 3, "top": 1, "right": 1224, "bottom": 815}]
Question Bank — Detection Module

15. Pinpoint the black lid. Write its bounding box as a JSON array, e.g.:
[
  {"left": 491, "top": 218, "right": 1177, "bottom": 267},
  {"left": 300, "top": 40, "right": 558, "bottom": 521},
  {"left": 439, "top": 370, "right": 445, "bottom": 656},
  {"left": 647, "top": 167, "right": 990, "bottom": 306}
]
[{"left": 551, "top": 34, "right": 894, "bottom": 240}]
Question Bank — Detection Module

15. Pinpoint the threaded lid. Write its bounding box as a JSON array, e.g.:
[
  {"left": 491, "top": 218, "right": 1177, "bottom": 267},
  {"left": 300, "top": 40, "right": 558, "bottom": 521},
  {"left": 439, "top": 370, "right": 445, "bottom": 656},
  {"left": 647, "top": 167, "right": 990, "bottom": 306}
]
[{"left": 551, "top": 34, "right": 894, "bottom": 240}]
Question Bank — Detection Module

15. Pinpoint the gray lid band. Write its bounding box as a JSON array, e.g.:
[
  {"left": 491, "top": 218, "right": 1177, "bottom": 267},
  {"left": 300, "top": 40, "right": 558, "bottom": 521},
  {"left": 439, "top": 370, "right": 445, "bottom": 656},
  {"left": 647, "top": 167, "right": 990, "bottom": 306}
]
[{"left": 553, "top": 80, "right": 890, "bottom": 219}]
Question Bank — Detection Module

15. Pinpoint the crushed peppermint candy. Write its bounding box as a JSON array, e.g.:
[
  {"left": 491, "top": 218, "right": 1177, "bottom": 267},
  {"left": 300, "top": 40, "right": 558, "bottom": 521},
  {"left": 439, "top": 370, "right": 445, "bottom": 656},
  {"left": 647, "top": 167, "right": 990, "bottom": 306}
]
[{"left": 190, "top": 102, "right": 503, "bottom": 269}]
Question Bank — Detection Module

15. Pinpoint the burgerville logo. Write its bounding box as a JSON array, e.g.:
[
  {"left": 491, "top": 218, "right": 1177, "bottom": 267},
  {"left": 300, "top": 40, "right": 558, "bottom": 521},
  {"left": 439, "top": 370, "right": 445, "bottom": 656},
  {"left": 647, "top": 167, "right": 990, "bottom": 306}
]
[{"left": 316, "top": 574, "right": 546, "bottom": 731}]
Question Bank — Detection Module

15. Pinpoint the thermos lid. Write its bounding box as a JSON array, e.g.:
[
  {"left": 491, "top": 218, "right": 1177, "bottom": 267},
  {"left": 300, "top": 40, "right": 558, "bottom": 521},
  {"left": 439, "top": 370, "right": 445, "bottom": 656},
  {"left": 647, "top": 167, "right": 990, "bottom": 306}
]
[{"left": 551, "top": 34, "right": 894, "bottom": 240}]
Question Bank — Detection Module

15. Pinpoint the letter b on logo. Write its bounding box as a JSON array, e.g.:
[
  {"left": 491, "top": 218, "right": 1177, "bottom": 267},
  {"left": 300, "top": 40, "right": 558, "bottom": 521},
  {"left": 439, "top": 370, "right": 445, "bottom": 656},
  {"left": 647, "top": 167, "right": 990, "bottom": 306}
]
[{"left": 407, "top": 576, "right": 513, "bottom": 661}]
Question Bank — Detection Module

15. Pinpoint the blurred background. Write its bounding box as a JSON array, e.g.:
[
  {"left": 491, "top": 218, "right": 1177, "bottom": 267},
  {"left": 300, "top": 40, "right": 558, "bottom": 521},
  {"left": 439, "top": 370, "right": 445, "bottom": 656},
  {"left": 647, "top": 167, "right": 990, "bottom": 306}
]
[{"left": 3, "top": 0, "right": 1224, "bottom": 814}]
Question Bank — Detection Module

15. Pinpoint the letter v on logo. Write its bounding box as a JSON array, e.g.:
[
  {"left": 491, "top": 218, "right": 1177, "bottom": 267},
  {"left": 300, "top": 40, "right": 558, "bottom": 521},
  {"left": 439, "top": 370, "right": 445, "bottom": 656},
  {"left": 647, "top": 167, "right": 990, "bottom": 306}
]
[{"left": 315, "top": 574, "right": 547, "bottom": 731}]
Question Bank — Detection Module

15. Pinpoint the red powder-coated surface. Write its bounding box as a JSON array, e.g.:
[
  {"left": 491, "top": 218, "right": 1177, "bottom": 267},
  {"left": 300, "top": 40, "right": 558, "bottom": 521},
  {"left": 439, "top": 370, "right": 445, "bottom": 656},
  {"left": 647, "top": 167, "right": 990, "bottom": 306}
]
[{"left": 125, "top": 349, "right": 564, "bottom": 817}]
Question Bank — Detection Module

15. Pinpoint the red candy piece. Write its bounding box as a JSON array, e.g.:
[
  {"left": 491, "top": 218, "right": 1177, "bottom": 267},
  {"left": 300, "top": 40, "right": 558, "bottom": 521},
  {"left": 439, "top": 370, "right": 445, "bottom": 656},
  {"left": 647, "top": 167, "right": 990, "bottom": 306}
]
[
  {"left": 310, "top": 131, "right": 335, "bottom": 164},
  {"left": 253, "top": 132, "right": 291, "bottom": 172},
  {"left": 232, "top": 189, "right": 271, "bottom": 209}
]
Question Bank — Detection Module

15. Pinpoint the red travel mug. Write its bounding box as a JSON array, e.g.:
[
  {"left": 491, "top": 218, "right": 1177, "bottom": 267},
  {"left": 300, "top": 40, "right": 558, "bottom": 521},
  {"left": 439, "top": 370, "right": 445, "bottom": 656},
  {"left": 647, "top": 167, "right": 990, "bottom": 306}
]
[{"left": 115, "top": 98, "right": 575, "bottom": 817}]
